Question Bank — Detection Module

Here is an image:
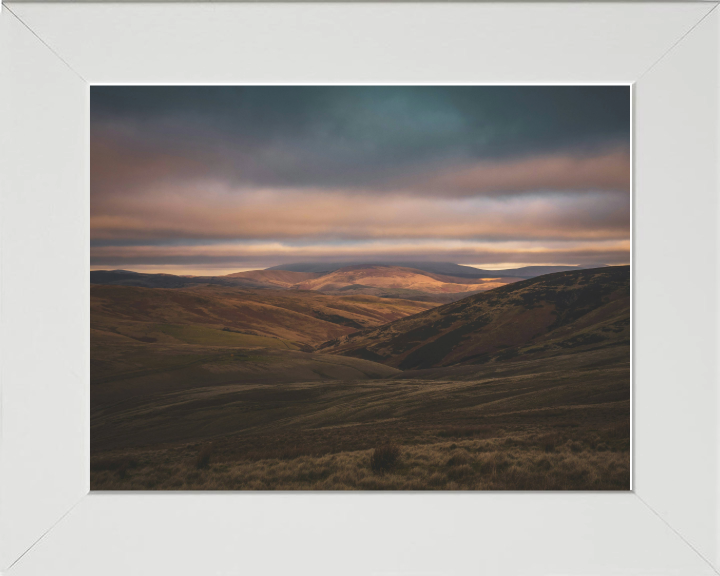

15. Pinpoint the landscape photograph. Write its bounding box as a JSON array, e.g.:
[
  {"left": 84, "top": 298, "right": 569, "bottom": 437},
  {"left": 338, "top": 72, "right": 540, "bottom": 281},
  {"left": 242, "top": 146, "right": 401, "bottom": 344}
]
[{"left": 91, "top": 85, "right": 630, "bottom": 490}]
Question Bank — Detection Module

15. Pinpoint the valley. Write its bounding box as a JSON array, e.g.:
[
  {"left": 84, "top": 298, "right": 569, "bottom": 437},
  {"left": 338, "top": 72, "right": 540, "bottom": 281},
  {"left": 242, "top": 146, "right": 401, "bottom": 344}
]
[{"left": 91, "top": 265, "right": 630, "bottom": 491}]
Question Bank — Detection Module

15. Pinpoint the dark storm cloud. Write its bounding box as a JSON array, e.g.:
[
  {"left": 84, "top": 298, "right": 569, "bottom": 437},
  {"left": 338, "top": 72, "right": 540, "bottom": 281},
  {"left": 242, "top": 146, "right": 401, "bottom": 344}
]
[{"left": 92, "top": 86, "right": 629, "bottom": 191}]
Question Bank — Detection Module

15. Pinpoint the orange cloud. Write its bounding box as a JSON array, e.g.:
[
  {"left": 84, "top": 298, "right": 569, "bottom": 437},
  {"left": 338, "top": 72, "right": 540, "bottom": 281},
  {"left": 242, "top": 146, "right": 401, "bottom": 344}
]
[{"left": 92, "top": 185, "right": 629, "bottom": 242}]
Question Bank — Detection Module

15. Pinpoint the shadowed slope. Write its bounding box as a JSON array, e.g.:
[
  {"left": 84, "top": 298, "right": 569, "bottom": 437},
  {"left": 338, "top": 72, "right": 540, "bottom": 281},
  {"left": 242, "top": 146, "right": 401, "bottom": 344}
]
[{"left": 319, "top": 266, "right": 629, "bottom": 369}]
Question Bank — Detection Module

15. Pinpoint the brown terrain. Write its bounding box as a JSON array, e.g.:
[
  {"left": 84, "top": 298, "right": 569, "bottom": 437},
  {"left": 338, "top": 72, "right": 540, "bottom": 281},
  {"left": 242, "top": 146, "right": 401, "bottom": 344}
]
[
  {"left": 91, "top": 264, "right": 523, "bottom": 303},
  {"left": 91, "top": 283, "right": 434, "bottom": 347},
  {"left": 290, "top": 265, "right": 512, "bottom": 294},
  {"left": 320, "top": 265, "right": 630, "bottom": 369},
  {"left": 225, "top": 269, "right": 322, "bottom": 288},
  {"left": 91, "top": 265, "right": 630, "bottom": 491}
]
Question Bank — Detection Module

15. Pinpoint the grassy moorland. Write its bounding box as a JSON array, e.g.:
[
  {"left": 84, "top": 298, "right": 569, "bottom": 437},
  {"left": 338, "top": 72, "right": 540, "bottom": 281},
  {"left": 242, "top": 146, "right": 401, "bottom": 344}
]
[
  {"left": 92, "top": 347, "right": 628, "bottom": 490},
  {"left": 91, "top": 284, "right": 435, "bottom": 349},
  {"left": 91, "top": 267, "right": 630, "bottom": 491}
]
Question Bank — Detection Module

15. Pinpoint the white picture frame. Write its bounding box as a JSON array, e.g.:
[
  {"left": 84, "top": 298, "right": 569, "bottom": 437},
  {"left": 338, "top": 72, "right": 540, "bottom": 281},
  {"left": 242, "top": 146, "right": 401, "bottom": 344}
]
[{"left": 0, "top": 2, "right": 718, "bottom": 574}]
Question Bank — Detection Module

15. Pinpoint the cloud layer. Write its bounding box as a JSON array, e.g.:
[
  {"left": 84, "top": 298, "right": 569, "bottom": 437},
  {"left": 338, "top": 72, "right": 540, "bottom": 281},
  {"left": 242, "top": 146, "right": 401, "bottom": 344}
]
[{"left": 91, "top": 86, "right": 630, "bottom": 274}]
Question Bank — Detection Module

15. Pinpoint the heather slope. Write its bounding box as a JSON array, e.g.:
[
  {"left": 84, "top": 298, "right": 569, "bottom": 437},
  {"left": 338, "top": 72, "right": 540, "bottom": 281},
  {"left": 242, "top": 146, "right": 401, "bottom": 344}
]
[{"left": 320, "top": 266, "right": 629, "bottom": 369}]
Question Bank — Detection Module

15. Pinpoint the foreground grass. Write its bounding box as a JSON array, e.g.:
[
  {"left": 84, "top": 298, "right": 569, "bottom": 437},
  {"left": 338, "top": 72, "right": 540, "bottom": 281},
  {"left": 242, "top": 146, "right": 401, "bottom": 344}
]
[
  {"left": 92, "top": 430, "right": 629, "bottom": 490},
  {"left": 91, "top": 344, "right": 629, "bottom": 490}
]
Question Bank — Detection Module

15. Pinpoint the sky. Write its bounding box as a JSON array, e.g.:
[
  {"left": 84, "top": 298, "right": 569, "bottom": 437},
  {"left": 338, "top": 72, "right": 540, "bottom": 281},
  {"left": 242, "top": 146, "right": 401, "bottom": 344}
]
[{"left": 91, "top": 86, "right": 630, "bottom": 276}]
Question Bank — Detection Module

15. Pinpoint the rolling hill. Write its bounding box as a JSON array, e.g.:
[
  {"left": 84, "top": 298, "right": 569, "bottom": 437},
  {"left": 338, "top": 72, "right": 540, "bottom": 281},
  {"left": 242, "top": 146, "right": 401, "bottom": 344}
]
[
  {"left": 91, "top": 265, "right": 526, "bottom": 303},
  {"left": 91, "top": 284, "right": 435, "bottom": 349},
  {"left": 91, "top": 262, "right": 607, "bottom": 301},
  {"left": 292, "top": 265, "right": 511, "bottom": 294},
  {"left": 319, "top": 266, "right": 629, "bottom": 369},
  {"left": 224, "top": 269, "right": 322, "bottom": 287},
  {"left": 90, "top": 269, "right": 273, "bottom": 289}
]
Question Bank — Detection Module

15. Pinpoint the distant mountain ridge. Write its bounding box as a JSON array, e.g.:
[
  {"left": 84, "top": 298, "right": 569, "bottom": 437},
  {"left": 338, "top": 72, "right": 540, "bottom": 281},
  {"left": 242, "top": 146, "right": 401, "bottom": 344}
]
[
  {"left": 268, "top": 261, "right": 606, "bottom": 279},
  {"left": 90, "top": 266, "right": 505, "bottom": 303},
  {"left": 91, "top": 262, "right": 611, "bottom": 302}
]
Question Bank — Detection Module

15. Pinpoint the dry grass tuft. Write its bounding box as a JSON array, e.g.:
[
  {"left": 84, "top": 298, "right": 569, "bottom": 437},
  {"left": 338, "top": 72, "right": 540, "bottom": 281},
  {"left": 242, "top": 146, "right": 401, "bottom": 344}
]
[
  {"left": 369, "top": 444, "right": 401, "bottom": 475},
  {"left": 538, "top": 434, "right": 561, "bottom": 453},
  {"left": 195, "top": 443, "right": 214, "bottom": 469},
  {"left": 445, "top": 453, "right": 470, "bottom": 468}
]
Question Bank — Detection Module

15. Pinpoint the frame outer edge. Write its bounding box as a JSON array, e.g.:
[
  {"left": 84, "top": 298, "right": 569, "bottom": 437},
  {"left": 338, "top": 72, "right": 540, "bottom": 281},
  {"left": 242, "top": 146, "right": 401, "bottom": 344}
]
[
  {"left": 0, "top": 7, "right": 88, "bottom": 571},
  {"left": 0, "top": 3, "right": 719, "bottom": 575},
  {"left": 633, "top": 4, "right": 720, "bottom": 571}
]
